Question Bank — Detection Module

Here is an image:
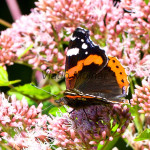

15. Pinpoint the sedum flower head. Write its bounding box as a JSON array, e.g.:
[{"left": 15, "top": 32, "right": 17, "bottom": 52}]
[
  {"left": 48, "top": 104, "right": 132, "bottom": 150},
  {"left": 0, "top": 93, "right": 132, "bottom": 149},
  {"left": 0, "top": 11, "right": 65, "bottom": 73},
  {"left": 131, "top": 78, "right": 150, "bottom": 116},
  {"left": 124, "top": 78, "right": 150, "bottom": 149},
  {"left": 0, "top": 93, "right": 50, "bottom": 149},
  {"left": 123, "top": 123, "right": 150, "bottom": 150}
]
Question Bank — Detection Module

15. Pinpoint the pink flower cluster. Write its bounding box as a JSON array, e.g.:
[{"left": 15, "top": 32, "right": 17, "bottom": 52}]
[
  {"left": 35, "top": 0, "right": 150, "bottom": 77},
  {"left": 48, "top": 104, "right": 132, "bottom": 150},
  {"left": 1, "top": 0, "right": 150, "bottom": 77},
  {"left": 0, "top": 11, "right": 65, "bottom": 72},
  {"left": 123, "top": 78, "right": 150, "bottom": 149},
  {"left": 131, "top": 78, "right": 150, "bottom": 116},
  {"left": 123, "top": 123, "right": 150, "bottom": 150},
  {"left": 0, "top": 93, "right": 50, "bottom": 149},
  {"left": 0, "top": 93, "right": 132, "bottom": 149}
]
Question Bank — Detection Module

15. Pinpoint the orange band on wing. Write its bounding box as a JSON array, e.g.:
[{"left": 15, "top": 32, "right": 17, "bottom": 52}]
[
  {"left": 66, "top": 95, "right": 94, "bottom": 99},
  {"left": 66, "top": 55, "right": 103, "bottom": 78},
  {"left": 107, "top": 56, "right": 129, "bottom": 90}
]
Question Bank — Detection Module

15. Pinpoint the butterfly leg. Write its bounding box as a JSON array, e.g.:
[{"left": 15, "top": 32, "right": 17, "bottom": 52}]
[
  {"left": 69, "top": 109, "right": 76, "bottom": 114},
  {"left": 82, "top": 108, "right": 89, "bottom": 121}
]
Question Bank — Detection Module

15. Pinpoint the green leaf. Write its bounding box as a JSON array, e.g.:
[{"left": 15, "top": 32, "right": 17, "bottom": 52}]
[
  {"left": 18, "top": 44, "right": 33, "bottom": 59},
  {"left": 135, "top": 129, "right": 150, "bottom": 141},
  {"left": 49, "top": 106, "right": 67, "bottom": 116},
  {"left": 130, "top": 41, "right": 135, "bottom": 48},
  {"left": 144, "top": 0, "right": 149, "bottom": 5},
  {"left": 8, "top": 83, "right": 63, "bottom": 101},
  {"left": 0, "top": 66, "right": 21, "bottom": 86},
  {"left": 0, "top": 80, "right": 21, "bottom": 86},
  {"left": 128, "top": 105, "right": 143, "bottom": 133},
  {"left": 0, "top": 66, "right": 8, "bottom": 82},
  {"left": 97, "top": 136, "right": 120, "bottom": 150},
  {"left": 8, "top": 83, "right": 55, "bottom": 100}
]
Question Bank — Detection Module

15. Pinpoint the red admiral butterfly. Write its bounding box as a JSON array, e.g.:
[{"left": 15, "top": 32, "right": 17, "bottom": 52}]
[{"left": 59, "top": 27, "right": 129, "bottom": 109}]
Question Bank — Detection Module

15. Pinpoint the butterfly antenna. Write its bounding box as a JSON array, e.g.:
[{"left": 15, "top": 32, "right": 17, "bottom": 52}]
[
  {"left": 31, "top": 84, "right": 61, "bottom": 113},
  {"left": 41, "top": 104, "right": 53, "bottom": 113},
  {"left": 30, "top": 83, "right": 58, "bottom": 97}
]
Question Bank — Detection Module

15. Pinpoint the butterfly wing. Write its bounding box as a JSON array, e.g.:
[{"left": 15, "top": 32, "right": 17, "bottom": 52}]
[
  {"left": 75, "top": 56, "right": 129, "bottom": 101},
  {"left": 65, "top": 27, "right": 129, "bottom": 102},
  {"left": 65, "top": 27, "right": 108, "bottom": 90}
]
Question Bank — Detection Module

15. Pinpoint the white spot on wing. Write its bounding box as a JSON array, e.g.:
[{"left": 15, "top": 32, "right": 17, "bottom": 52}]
[
  {"left": 85, "top": 51, "right": 88, "bottom": 55},
  {"left": 71, "top": 36, "right": 76, "bottom": 41},
  {"left": 82, "top": 43, "right": 88, "bottom": 49},
  {"left": 81, "top": 39, "right": 84, "bottom": 42},
  {"left": 67, "top": 48, "right": 79, "bottom": 56}
]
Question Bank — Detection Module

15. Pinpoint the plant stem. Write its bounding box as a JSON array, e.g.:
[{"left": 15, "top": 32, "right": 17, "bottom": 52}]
[{"left": 0, "top": 19, "right": 12, "bottom": 28}]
